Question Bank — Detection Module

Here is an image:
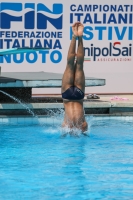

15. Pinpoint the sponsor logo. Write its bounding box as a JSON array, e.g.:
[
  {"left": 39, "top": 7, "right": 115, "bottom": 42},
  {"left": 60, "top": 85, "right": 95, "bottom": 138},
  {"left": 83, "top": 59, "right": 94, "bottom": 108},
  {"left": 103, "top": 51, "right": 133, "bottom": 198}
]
[
  {"left": 84, "top": 42, "right": 132, "bottom": 61},
  {"left": 0, "top": 3, "right": 63, "bottom": 64},
  {"left": 0, "top": 3, "right": 63, "bottom": 29}
]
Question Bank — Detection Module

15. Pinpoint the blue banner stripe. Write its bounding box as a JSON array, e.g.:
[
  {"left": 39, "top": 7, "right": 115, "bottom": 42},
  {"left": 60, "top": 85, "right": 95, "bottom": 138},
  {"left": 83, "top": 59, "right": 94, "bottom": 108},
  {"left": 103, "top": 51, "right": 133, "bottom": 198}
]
[
  {"left": 25, "top": 3, "right": 35, "bottom": 9},
  {"left": 1, "top": 3, "right": 22, "bottom": 12},
  {"left": 37, "top": 3, "right": 63, "bottom": 14}
]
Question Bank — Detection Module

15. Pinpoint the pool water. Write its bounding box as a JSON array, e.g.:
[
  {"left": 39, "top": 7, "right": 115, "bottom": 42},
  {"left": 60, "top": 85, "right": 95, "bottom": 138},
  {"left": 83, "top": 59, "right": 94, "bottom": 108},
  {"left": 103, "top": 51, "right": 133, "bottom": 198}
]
[{"left": 0, "top": 117, "right": 133, "bottom": 200}]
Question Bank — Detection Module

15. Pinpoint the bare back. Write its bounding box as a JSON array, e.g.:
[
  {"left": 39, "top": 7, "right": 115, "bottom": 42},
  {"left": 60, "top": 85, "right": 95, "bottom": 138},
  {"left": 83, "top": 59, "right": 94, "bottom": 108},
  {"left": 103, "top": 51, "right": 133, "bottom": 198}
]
[{"left": 62, "top": 100, "right": 88, "bottom": 132}]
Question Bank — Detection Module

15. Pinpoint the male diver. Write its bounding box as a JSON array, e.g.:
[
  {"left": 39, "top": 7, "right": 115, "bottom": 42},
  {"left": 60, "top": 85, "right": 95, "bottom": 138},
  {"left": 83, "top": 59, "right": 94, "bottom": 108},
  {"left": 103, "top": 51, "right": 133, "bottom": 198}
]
[{"left": 62, "top": 22, "right": 88, "bottom": 132}]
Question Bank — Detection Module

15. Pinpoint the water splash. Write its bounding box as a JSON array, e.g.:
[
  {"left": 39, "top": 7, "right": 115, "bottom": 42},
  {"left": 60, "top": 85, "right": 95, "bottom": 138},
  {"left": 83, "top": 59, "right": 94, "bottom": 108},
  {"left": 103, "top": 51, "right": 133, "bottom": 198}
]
[
  {"left": 60, "top": 115, "right": 93, "bottom": 137},
  {"left": 0, "top": 90, "right": 64, "bottom": 127},
  {"left": 0, "top": 90, "right": 36, "bottom": 117},
  {"left": 0, "top": 90, "right": 93, "bottom": 136},
  {"left": 42, "top": 108, "right": 93, "bottom": 137}
]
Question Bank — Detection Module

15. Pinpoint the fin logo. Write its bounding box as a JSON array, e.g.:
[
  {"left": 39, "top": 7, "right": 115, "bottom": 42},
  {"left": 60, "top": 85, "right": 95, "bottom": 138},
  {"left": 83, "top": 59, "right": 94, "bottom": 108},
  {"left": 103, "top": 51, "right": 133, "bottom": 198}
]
[{"left": 0, "top": 3, "right": 63, "bottom": 29}]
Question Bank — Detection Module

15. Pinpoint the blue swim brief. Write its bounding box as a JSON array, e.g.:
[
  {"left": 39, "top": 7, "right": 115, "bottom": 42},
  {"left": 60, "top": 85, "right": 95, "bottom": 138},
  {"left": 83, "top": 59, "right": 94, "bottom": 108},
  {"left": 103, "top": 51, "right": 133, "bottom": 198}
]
[{"left": 62, "top": 86, "right": 84, "bottom": 100}]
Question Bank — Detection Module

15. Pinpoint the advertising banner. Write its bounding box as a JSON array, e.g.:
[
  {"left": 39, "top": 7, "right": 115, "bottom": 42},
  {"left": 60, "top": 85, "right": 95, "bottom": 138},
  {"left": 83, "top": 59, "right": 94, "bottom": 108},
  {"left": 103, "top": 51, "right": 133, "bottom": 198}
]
[{"left": 0, "top": 0, "right": 133, "bottom": 93}]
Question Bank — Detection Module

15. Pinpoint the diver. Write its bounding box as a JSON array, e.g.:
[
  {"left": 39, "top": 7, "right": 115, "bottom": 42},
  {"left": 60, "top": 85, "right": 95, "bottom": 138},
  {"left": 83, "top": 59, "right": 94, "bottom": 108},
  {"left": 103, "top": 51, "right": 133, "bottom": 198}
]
[{"left": 62, "top": 22, "right": 88, "bottom": 133}]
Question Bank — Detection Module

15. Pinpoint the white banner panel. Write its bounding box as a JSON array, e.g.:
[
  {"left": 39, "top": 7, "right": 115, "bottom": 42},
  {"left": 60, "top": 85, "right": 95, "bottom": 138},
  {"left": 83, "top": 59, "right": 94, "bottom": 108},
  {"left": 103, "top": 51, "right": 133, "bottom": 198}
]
[{"left": 0, "top": 0, "right": 133, "bottom": 93}]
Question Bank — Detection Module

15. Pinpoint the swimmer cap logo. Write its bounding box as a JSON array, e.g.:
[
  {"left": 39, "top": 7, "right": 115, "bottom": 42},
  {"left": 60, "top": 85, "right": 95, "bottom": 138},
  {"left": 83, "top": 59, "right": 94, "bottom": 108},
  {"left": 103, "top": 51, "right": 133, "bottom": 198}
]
[{"left": 0, "top": 3, "right": 63, "bottom": 29}]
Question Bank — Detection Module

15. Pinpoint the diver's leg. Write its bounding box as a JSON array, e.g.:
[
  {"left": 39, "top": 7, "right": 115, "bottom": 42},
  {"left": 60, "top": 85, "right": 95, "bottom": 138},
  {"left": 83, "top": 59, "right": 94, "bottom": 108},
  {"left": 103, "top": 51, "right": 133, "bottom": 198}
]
[
  {"left": 74, "top": 23, "right": 85, "bottom": 93},
  {"left": 61, "top": 22, "right": 79, "bottom": 93}
]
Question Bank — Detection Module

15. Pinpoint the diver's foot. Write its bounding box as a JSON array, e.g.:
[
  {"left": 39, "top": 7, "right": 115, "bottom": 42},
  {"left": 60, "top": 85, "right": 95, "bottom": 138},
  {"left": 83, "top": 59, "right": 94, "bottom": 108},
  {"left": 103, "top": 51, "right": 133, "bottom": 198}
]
[
  {"left": 78, "top": 22, "right": 84, "bottom": 37},
  {"left": 72, "top": 22, "right": 79, "bottom": 37}
]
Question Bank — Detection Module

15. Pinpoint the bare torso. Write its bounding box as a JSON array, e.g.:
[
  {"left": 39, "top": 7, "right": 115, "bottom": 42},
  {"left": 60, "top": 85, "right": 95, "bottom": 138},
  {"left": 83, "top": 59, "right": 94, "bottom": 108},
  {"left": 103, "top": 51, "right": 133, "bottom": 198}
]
[{"left": 62, "top": 100, "right": 88, "bottom": 132}]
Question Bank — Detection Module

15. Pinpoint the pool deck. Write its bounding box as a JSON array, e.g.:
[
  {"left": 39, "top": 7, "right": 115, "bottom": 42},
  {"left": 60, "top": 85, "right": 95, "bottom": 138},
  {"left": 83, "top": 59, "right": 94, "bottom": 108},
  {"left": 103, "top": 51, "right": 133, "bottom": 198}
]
[
  {"left": 0, "top": 72, "right": 105, "bottom": 87},
  {"left": 0, "top": 94, "right": 133, "bottom": 116}
]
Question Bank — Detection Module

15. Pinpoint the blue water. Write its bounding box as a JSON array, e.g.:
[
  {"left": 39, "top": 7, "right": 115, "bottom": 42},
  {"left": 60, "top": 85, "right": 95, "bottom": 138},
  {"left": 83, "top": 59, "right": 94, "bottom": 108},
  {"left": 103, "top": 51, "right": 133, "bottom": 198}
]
[{"left": 0, "top": 117, "right": 133, "bottom": 200}]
